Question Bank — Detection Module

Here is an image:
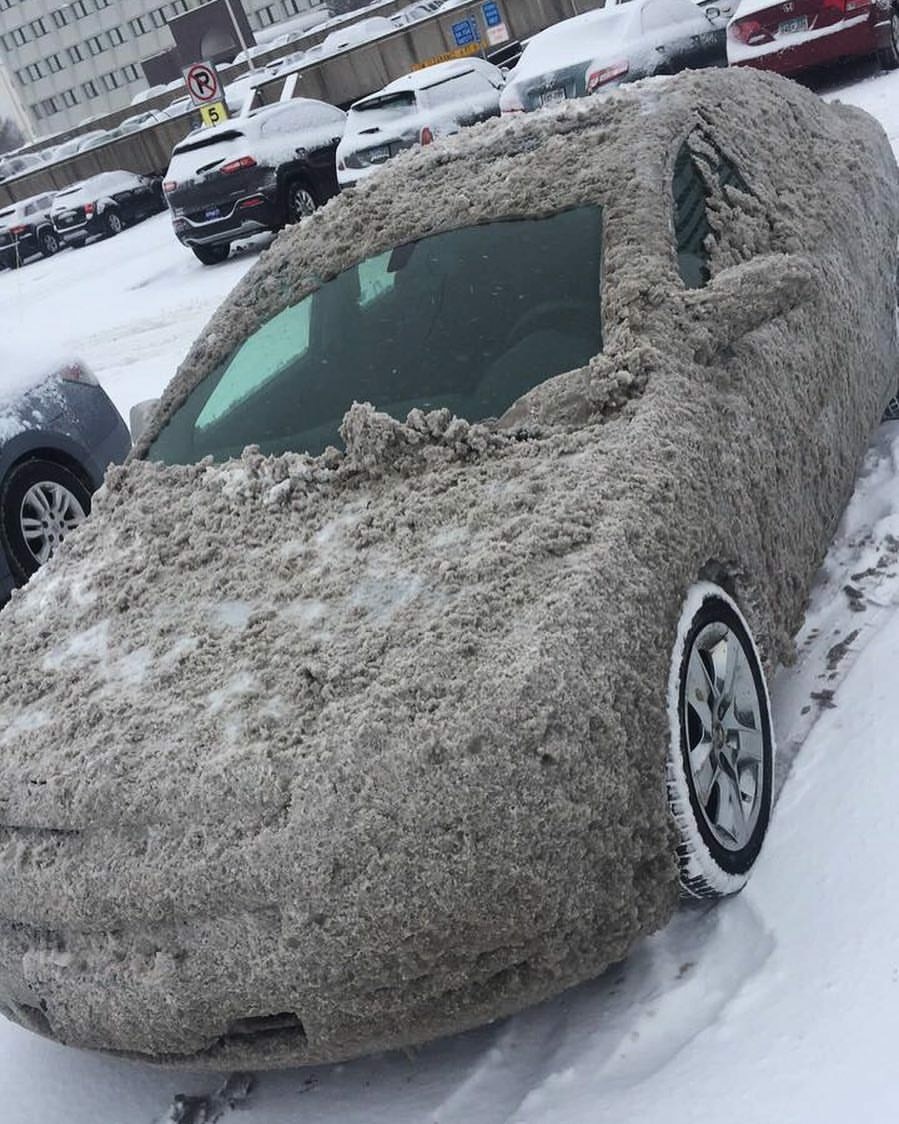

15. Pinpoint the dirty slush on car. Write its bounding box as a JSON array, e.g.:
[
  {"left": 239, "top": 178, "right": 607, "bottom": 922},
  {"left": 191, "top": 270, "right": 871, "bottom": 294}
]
[{"left": 0, "top": 68, "right": 896, "bottom": 1068}]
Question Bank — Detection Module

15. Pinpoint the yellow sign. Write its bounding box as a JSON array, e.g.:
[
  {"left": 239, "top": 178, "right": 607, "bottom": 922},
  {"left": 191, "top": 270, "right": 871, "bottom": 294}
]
[
  {"left": 200, "top": 101, "right": 229, "bottom": 127},
  {"left": 411, "top": 42, "right": 481, "bottom": 71}
]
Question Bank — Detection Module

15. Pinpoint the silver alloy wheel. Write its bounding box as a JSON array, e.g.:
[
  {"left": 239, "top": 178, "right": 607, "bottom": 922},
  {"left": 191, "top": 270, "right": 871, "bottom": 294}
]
[
  {"left": 288, "top": 185, "right": 316, "bottom": 222},
  {"left": 19, "top": 481, "right": 87, "bottom": 565},
  {"left": 41, "top": 231, "right": 59, "bottom": 255},
  {"left": 683, "top": 620, "right": 766, "bottom": 852},
  {"left": 106, "top": 211, "right": 123, "bottom": 235}
]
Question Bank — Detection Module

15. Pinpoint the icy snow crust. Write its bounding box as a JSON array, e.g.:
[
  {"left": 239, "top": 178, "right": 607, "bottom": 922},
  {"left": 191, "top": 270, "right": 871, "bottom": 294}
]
[{"left": 0, "top": 69, "right": 896, "bottom": 1069}]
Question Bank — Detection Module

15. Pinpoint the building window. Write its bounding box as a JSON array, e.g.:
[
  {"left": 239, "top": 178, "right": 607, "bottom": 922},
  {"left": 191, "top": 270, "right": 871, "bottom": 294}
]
[
  {"left": 150, "top": 8, "right": 167, "bottom": 27},
  {"left": 128, "top": 15, "right": 150, "bottom": 34},
  {"left": 14, "top": 68, "right": 26, "bottom": 85},
  {"left": 121, "top": 62, "right": 140, "bottom": 81},
  {"left": 107, "top": 27, "right": 126, "bottom": 46},
  {"left": 0, "top": 33, "right": 14, "bottom": 51},
  {"left": 86, "top": 35, "right": 105, "bottom": 55},
  {"left": 46, "top": 53, "right": 63, "bottom": 73},
  {"left": 11, "top": 27, "right": 31, "bottom": 46},
  {"left": 100, "top": 71, "right": 121, "bottom": 91},
  {"left": 51, "top": 8, "right": 69, "bottom": 28},
  {"left": 25, "top": 61, "right": 45, "bottom": 81},
  {"left": 72, "top": 0, "right": 90, "bottom": 17},
  {"left": 61, "top": 89, "right": 80, "bottom": 108},
  {"left": 254, "top": 5, "right": 277, "bottom": 27},
  {"left": 81, "top": 79, "right": 99, "bottom": 98},
  {"left": 35, "top": 95, "right": 60, "bottom": 118},
  {"left": 95, "top": 0, "right": 111, "bottom": 7},
  {"left": 30, "top": 17, "right": 48, "bottom": 36},
  {"left": 67, "top": 43, "right": 84, "bottom": 63}
]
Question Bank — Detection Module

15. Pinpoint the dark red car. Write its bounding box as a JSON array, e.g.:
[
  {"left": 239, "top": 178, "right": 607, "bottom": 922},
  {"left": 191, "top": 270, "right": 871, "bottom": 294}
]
[{"left": 727, "top": 0, "right": 898, "bottom": 74}]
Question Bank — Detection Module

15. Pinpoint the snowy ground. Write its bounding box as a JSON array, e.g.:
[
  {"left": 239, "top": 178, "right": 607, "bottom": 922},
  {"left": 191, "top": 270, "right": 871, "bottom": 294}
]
[{"left": 1, "top": 64, "right": 899, "bottom": 1124}]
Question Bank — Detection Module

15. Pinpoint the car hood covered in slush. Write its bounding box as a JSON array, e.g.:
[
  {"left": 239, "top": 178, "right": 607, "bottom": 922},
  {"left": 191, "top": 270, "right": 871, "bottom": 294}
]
[{"left": 0, "top": 69, "right": 896, "bottom": 1067}]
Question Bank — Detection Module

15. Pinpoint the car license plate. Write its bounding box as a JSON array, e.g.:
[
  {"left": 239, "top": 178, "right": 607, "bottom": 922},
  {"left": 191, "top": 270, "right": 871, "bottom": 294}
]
[
  {"left": 367, "top": 145, "right": 390, "bottom": 163},
  {"left": 58, "top": 213, "right": 75, "bottom": 226},
  {"left": 540, "top": 86, "right": 567, "bottom": 107},
  {"left": 205, "top": 207, "right": 222, "bottom": 220},
  {"left": 779, "top": 15, "right": 808, "bottom": 33}
]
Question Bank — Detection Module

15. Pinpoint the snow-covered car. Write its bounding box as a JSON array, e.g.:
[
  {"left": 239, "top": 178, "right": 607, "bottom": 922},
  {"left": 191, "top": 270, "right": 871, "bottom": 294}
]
[
  {"left": 500, "top": 0, "right": 729, "bottom": 111},
  {"left": 0, "top": 151, "right": 44, "bottom": 182},
  {"left": 726, "top": 0, "right": 899, "bottom": 74},
  {"left": 50, "top": 171, "right": 166, "bottom": 249},
  {"left": 0, "top": 68, "right": 896, "bottom": 1068},
  {"left": 0, "top": 355, "right": 130, "bottom": 603},
  {"left": 0, "top": 193, "right": 59, "bottom": 268},
  {"left": 337, "top": 58, "right": 504, "bottom": 186},
  {"left": 162, "top": 98, "right": 345, "bottom": 265},
  {"left": 306, "top": 14, "right": 397, "bottom": 58}
]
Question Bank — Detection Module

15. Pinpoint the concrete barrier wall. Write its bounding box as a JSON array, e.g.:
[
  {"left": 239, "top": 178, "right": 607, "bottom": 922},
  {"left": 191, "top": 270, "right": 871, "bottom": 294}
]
[{"left": 0, "top": 0, "right": 600, "bottom": 206}]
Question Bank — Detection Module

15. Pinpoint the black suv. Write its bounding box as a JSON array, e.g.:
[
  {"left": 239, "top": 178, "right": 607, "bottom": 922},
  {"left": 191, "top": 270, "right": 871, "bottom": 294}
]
[
  {"left": 0, "top": 193, "right": 59, "bottom": 268},
  {"left": 50, "top": 171, "right": 165, "bottom": 249},
  {"left": 162, "top": 98, "right": 346, "bottom": 265}
]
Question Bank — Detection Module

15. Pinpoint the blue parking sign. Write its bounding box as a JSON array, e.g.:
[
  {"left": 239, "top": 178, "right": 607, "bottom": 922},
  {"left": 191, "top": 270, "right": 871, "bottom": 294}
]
[
  {"left": 452, "top": 17, "right": 480, "bottom": 46},
  {"left": 483, "top": 1, "right": 502, "bottom": 27}
]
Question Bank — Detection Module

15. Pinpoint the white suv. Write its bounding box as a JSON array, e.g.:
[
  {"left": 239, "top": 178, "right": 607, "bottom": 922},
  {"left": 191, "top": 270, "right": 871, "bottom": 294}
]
[{"left": 336, "top": 58, "right": 505, "bottom": 187}]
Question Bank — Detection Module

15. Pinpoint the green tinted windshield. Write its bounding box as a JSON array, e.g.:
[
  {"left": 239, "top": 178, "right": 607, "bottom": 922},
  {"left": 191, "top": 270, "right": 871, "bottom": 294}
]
[{"left": 148, "top": 206, "right": 603, "bottom": 465}]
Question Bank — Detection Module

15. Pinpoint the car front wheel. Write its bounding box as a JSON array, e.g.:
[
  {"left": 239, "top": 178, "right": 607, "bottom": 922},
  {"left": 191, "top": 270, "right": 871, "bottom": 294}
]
[
  {"left": 666, "top": 582, "right": 774, "bottom": 898},
  {"left": 0, "top": 459, "right": 91, "bottom": 584},
  {"left": 286, "top": 181, "right": 318, "bottom": 224},
  {"left": 191, "top": 243, "right": 231, "bottom": 266},
  {"left": 879, "top": 6, "right": 899, "bottom": 69}
]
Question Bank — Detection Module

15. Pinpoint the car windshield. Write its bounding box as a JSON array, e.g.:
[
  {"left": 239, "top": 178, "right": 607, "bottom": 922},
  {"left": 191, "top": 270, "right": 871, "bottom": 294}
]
[{"left": 147, "top": 206, "right": 603, "bottom": 465}]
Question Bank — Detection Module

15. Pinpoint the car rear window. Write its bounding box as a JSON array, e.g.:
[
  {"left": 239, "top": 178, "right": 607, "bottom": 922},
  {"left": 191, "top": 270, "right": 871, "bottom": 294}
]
[
  {"left": 352, "top": 91, "right": 417, "bottom": 120},
  {"left": 147, "top": 206, "right": 604, "bottom": 465},
  {"left": 172, "top": 130, "right": 245, "bottom": 156}
]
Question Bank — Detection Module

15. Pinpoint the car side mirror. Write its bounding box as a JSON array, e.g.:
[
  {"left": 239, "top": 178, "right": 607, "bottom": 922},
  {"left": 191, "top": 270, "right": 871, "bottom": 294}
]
[
  {"left": 684, "top": 253, "right": 813, "bottom": 360},
  {"left": 705, "top": 6, "right": 721, "bottom": 17},
  {"left": 130, "top": 398, "right": 161, "bottom": 444}
]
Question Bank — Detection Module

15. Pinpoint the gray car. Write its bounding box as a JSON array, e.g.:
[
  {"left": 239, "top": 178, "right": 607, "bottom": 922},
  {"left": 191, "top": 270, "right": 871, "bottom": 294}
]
[
  {"left": 0, "top": 359, "right": 131, "bottom": 602},
  {"left": 0, "top": 68, "right": 895, "bottom": 1069}
]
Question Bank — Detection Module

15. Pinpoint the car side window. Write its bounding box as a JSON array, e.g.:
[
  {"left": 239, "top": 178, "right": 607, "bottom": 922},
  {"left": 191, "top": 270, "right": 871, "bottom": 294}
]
[
  {"left": 673, "top": 134, "right": 749, "bottom": 288},
  {"left": 673, "top": 143, "right": 710, "bottom": 289}
]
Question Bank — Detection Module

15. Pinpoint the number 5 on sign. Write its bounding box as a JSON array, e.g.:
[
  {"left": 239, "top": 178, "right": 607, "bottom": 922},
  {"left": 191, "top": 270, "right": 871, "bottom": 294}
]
[{"left": 201, "top": 101, "right": 228, "bottom": 127}]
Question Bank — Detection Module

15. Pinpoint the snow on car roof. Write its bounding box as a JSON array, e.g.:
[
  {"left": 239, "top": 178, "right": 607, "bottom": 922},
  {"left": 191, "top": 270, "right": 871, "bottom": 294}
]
[
  {"left": 512, "top": 6, "right": 637, "bottom": 78},
  {"left": 363, "top": 57, "right": 500, "bottom": 99}
]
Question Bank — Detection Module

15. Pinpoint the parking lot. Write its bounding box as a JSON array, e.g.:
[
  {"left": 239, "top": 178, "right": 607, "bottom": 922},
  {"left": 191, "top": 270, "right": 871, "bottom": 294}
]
[{"left": 0, "top": 51, "right": 898, "bottom": 1124}]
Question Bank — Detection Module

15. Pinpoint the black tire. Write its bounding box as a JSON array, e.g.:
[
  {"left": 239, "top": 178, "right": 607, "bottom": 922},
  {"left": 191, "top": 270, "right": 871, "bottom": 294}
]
[
  {"left": 879, "top": 6, "right": 899, "bottom": 69},
  {"left": 0, "top": 459, "right": 92, "bottom": 585},
  {"left": 38, "top": 228, "right": 59, "bottom": 257},
  {"left": 666, "top": 583, "right": 774, "bottom": 899},
  {"left": 104, "top": 209, "right": 124, "bottom": 237},
  {"left": 191, "top": 242, "right": 231, "bottom": 266},
  {"left": 285, "top": 180, "right": 318, "bottom": 224}
]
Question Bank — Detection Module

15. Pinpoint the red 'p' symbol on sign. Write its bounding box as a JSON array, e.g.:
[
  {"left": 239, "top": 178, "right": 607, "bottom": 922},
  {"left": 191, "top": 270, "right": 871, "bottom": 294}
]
[{"left": 184, "top": 62, "right": 222, "bottom": 106}]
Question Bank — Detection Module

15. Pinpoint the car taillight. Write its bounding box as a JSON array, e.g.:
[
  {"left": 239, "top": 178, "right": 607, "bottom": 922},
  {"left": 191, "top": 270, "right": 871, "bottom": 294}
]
[
  {"left": 221, "top": 156, "right": 257, "bottom": 174},
  {"left": 500, "top": 90, "right": 525, "bottom": 114},
  {"left": 728, "top": 18, "right": 773, "bottom": 43},
  {"left": 163, "top": 180, "right": 177, "bottom": 193},
  {"left": 419, "top": 126, "right": 434, "bottom": 145},
  {"left": 84, "top": 202, "right": 95, "bottom": 216},
  {"left": 59, "top": 362, "right": 98, "bottom": 386},
  {"left": 9, "top": 224, "right": 28, "bottom": 236},
  {"left": 586, "top": 60, "right": 629, "bottom": 94}
]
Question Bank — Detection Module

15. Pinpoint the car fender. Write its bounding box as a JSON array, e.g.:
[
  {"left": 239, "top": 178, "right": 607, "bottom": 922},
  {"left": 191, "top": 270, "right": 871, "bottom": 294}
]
[{"left": 0, "top": 429, "right": 103, "bottom": 494}]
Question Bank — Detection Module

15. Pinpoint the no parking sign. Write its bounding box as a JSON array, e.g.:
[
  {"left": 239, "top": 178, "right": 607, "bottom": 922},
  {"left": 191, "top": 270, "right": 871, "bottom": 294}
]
[{"left": 182, "top": 61, "right": 229, "bottom": 126}]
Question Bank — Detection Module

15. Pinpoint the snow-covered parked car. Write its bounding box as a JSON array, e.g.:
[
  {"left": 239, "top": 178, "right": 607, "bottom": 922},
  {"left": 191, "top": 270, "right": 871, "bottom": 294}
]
[
  {"left": 0, "top": 354, "right": 130, "bottom": 602},
  {"left": 0, "top": 193, "right": 59, "bottom": 269},
  {"left": 0, "top": 68, "right": 896, "bottom": 1068},
  {"left": 500, "top": 0, "right": 730, "bottom": 111},
  {"left": 337, "top": 58, "right": 504, "bottom": 186},
  {"left": 50, "top": 171, "right": 166, "bottom": 249},
  {"left": 726, "top": 0, "right": 899, "bottom": 74},
  {"left": 163, "top": 98, "right": 345, "bottom": 265}
]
